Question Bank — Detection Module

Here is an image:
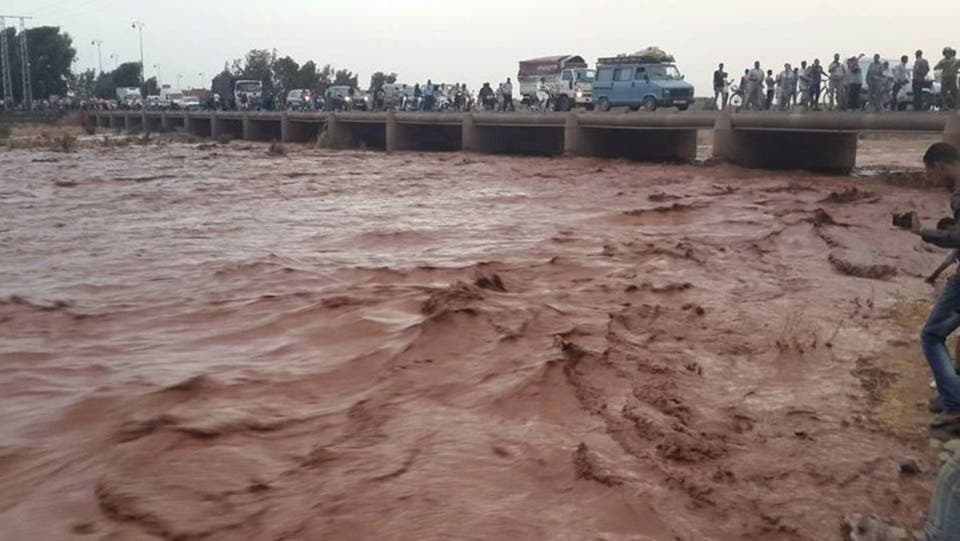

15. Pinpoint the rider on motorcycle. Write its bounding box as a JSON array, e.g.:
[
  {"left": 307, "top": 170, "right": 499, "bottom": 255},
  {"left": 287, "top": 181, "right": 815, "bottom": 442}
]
[{"left": 478, "top": 82, "right": 496, "bottom": 111}]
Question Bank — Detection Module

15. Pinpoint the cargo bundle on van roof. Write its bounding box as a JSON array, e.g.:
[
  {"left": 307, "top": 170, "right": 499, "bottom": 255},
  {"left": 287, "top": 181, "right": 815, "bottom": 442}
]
[{"left": 601, "top": 46, "right": 675, "bottom": 65}]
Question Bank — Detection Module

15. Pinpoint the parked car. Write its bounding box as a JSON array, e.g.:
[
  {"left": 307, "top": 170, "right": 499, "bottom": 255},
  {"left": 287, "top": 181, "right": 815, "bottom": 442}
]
[
  {"left": 286, "top": 89, "right": 312, "bottom": 110},
  {"left": 592, "top": 54, "right": 695, "bottom": 112},
  {"left": 325, "top": 86, "right": 369, "bottom": 111}
]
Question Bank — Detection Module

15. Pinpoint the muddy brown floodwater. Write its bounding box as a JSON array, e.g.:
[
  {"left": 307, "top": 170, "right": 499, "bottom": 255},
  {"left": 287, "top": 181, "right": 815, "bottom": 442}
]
[{"left": 0, "top": 134, "right": 952, "bottom": 540}]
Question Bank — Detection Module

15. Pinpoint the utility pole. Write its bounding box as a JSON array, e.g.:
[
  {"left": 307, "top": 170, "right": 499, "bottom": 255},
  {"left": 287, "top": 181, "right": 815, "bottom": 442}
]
[
  {"left": 176, "top": 73, "right": 182, "bottom": 90},
  {"left": 109, "top": 54, "right": 119, "bottom": 70},
  {"left": 199, "top": 72, "right": 205, "bottom": 89},
  {"left": 91, "top": 39, "right": 103, "bottom": 74},
  {"left": 18, "top": 18, "right": 32, "bottom": 109},
  {"left": 0, "top": 17, "right": 13, "bottom": 110},
  {"left": 131, "top": 21, "right": 145, "bottom": 87},
  {"left": 0, "top": 15, "right": 31, "bottom": 110}
]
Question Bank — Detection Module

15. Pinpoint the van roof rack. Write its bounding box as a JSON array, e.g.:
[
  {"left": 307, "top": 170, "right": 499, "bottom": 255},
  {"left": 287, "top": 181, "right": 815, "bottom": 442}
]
[{"left": 598, "top": 55, "right": 675, "bottom": 65}]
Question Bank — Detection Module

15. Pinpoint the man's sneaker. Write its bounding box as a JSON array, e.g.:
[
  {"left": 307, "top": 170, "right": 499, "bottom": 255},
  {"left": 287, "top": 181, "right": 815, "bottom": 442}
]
[
  {"left": 931, "top": 380, "right": 939, "bottom": 390},
  {"left": 930, "top": 412, "right": 960, "bottom": 428}
]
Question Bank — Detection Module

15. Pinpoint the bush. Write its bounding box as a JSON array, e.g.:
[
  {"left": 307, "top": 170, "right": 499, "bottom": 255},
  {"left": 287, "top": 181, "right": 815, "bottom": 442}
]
[
  {"left": 0, "top": 123, "right": 11, "bottom": 141},
  {"left": 83, "top": 122, "right": 96, "bottom": 135},
  {"left": 215, "top": 133, "right": 232, "bottom": 145}
]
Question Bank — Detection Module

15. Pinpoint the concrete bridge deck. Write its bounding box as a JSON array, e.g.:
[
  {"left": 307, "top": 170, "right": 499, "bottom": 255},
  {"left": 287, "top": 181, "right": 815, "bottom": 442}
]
[{"left": 91, "top": 109, "right": 960, "bottom": 172}]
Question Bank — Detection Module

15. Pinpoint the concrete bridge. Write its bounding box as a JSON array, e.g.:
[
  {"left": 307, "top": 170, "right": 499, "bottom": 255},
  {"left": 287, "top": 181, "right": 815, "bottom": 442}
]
[{"left": 90, "top": 109, "right": 960, "bottom": 172}]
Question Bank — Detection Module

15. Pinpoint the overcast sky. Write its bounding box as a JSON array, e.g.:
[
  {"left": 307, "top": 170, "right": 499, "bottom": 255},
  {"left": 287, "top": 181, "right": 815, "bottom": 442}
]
[{"left": 5, "top": 0, "right": 958, "bottom": 94}]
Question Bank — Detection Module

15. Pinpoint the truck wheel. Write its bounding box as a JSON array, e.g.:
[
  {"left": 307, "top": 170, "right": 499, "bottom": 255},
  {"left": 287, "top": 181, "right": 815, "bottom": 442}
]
[
  {"left": 642, "top": 97, "right": 658, "bottom": 111},
  {"left": 557, "top": 95, "right": 572, "bottom": 112},
  {"left": 597, "top": 98, "right": 611, "bottom": 112},
  {"left": 676, "top": 104, "right": 689, "bottom": 111}
]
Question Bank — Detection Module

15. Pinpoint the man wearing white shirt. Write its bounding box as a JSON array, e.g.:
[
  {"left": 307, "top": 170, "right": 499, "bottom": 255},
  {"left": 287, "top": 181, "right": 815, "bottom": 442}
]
[
  {"left": 892, "top": 55, "right": 910, "bottom": 110},
  {"left": 828, "top": 53, "right": 846, "bottom": 109}
]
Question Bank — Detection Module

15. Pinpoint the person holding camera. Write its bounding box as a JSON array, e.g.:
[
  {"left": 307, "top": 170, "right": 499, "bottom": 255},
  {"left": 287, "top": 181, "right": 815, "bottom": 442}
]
[
  {"left": 896, "top": 143, "right": 960, "bottom": 427},
  {"left": 894, "top": 143, "right": 960, "bottom": 540}
]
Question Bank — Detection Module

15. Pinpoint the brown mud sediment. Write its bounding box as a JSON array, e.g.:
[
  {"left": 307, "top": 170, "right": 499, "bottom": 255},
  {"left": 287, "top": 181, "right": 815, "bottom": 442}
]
[{"left": 0, "top": 137, "right": 949, "bottom": 539}]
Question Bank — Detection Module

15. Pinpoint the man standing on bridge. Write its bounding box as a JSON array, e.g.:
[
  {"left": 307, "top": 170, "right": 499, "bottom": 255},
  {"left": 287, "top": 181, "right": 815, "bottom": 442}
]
[
  {"left": 746, "top": 61, "right": 765, "bottom": 111},
  {"left": 808, "top": 59, "right": 825, "bottom": 110},
  {"left": 501, "top": 78, "right": 515, "bottom": 112},
  {"left": 892, "top": 55, "right": 910, "bottom": 111},
  {"left": 914, "top": 50, "right": 931, "bottom": 111},
  {"left": 713, "top": 63, "right": 728, "bottom": 109},
  {"left": 867, "top": 54, "right": 886, "bottom": 112},
  {"left": 935, "top": 48, "right": 959, "bottom": 111},
  {"left": 828, "top": 53, "right": 847, "bottom": 110}
]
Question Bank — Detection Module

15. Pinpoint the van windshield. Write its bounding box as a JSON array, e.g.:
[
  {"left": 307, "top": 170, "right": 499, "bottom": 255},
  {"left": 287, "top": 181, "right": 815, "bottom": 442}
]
[
  {"left": 574, "top": 69, "right": 596, "bottom": 82},
  {"left": 236, "top": 82, "right": 261, "bottom": 93},
  {"left": 647, "top": 65, "right": 682, "bottom": 80}
]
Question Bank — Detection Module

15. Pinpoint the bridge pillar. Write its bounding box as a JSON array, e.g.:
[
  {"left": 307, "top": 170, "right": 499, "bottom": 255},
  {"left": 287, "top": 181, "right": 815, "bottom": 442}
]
[
  {"left": 325, "top": 113, "right": 350, "bottom": 147},
  {"left": 140, "top": 111, "right": 149, "bottom": 133},
  {"left": 945, "top": 113, "right": 960, "bottom": 149},
  {"left": 462, "top": 114, "right": 478, "bottom": 152},
  {"left": 211, "top": 111, "right": 221, "bottom": 140},
  {"left": 160, "top": 111, "right": 170, "bottom": 132},
  {"left": 125, "top": 112, "right": 143, "bottom": 133},
  {"left": 712, "top": 110, "right": 737, "bottom": 162},
  {"left": 564, "top": 113, "right": 581, "bottom": 155},
  {"left": 184, "top": 112, "right": 193, "bottom": 135},
  {"left": 281, "top": 113, "right": 292, "bottom": 143},
  {"left": 242, "top": 114, "right": 253, "bottom": 140},
  {"left": 385, "top": 110, "right": 399, "bottom": 152}
]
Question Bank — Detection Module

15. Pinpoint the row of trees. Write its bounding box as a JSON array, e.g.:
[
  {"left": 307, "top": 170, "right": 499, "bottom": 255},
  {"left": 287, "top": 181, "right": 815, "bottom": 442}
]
[
  {"left": 0, "top": 25, "right": 398, "bottom": 105},
  {"left": 211, "top": 48, "right": 398, "bottom": 100},
  {"left": 0, "top": 26, "right": 76, "bottom": 104}
]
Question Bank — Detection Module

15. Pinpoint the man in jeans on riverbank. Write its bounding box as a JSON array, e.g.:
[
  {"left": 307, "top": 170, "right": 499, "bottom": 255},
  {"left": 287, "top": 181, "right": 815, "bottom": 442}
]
[{"left": 900, "top": 143, "right": 960, "bottom": 426}]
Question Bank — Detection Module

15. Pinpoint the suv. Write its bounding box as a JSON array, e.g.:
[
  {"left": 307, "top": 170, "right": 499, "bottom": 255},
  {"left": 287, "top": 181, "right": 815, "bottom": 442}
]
[{"left": 593, "top": 56, "right": 695, "bottom": 111}]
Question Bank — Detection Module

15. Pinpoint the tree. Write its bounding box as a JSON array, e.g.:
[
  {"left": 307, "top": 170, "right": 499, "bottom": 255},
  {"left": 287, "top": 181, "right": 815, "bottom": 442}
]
[
  {"left": 0, "top": 26, "right": 76, "bottom": 104},
  {"left": 272, "top": 55, "right": 300, "bottom": 97},
  {"left": 67, "top": 68, "right": 97, "bottom": 99},
  {"left": 231, "top": 49, "right": 276, "bottom": 96},
  {"left": 333, "top": 69, "right": 358, "bottom": 88},
  {"left": 92, "top": 62, "right": 141, "bottom": 99},
  {"left": 112, "top": 62, "right": 142, "bottom": 88},
  {"left": 211, "top": 67, "right": 235, "bottom": 98},
  {"left": 369, "top": 72, "right": 398, "bottom": 95},
  {"left": 143, "top": 77, "right": 159, "bottom": 97}
]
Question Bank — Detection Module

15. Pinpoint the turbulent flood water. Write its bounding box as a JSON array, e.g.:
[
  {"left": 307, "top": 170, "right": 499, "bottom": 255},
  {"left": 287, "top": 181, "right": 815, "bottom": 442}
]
[{"left": 0, "top": 137, "right": 949, "bottom": 539}]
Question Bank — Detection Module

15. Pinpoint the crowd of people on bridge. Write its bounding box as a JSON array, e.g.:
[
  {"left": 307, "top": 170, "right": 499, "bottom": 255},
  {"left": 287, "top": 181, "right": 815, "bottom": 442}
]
[{"left": 713, "top": 47, "right": 959, "bottom": 112}]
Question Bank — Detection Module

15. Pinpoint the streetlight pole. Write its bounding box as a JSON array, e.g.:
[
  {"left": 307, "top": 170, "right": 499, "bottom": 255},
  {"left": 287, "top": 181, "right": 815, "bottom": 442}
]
[
  {"left": 91, "top": 39, "right": 103, "bottom": 74},
  {"left": 109, "top": 54, "right": 119, "bottom": 69},
  {"left": 199, "top": 72, "right": 205, "bottom": 89},
  {"left": 152, "top": 63, "right": 161, "bottom": 84},
  {"left": 176, "top": 73, "right": 182, "bottom": 89},
  {"left": 130, "top": 21, "right": 144, "bottom": 86}
]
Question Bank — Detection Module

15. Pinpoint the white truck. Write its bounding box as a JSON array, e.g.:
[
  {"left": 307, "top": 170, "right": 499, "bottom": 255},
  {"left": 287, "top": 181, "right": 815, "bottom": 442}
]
[
  {"left": 234, "top": 80, "right": 263, "bottom": 109},
  {"left": 518, "top": 55, "right": 595, "bottom": 111},
  {"left": 115, "top": 87, "right": 143, "bottom": 109},
  {"left": 156, "top": 85, "right": 200, "bottom": 110}
]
